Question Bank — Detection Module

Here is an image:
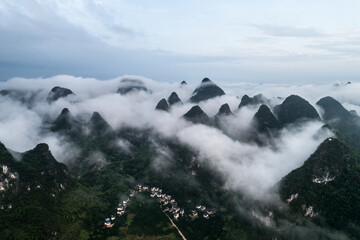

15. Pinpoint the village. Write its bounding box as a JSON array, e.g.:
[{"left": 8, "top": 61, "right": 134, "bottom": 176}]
[{"left": 104, "top": 183, "right": 216, "bottom": 228}]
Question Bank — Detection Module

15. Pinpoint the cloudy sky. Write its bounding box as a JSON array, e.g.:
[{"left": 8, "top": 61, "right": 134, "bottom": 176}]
[{"left": 1, "top": 0, "right": 360, "bottom": 83}]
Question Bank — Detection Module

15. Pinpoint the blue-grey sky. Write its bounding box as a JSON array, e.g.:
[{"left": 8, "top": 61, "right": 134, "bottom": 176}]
[{"left": 1, "top": 0, "right": 360, "bottom": 83}]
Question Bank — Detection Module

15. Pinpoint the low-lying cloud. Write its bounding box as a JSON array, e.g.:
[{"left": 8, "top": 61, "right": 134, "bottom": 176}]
[
  {"left": 177, "top": 121, "right": 332, "bottom": 199},
  {"left": 0, "top": 75, "right": 359, "bottom": 200}
]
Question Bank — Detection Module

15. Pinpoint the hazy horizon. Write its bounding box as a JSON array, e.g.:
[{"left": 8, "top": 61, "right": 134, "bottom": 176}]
[{"left": 1, "top": 0, "right": 360, "bottom": 83}]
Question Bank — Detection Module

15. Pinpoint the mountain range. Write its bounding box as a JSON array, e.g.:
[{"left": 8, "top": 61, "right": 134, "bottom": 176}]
[{"left": 0, "top": 77, "right": 359, "bottom": 240}]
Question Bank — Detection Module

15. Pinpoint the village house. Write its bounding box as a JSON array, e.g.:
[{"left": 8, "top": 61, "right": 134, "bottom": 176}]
[
  {"left": 123, "top": 198, "right": 130, "bottom": 205},
  {"left": 130, "top": 189, "right": 136, "bottom": 197},
  {"left": 191, "top": 210, "right": 198, "bottom": 217},
  {"left": 207, "top": 209, "right": 216, "bottom": 216},
  {"left": 117, "top": 204, "right": 123, "bottom": 211},
  {"left": 104, "top": 218, "right": 111, "bottom": 227},
  {"left": 180, "top": 209, "right": 185, "bottom": 216}
]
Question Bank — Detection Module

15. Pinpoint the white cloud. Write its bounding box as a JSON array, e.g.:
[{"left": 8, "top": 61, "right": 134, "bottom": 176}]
[
  {"left": 177, "top": 121, "right": 332, "bottom": 199},
  {"left": 0, "top": 97, "right": 42, "bottom": 151},
  {"left": 1, "top": 75, "right": 359, "bottom": 200},
  {"left": 1, "top": 1, "right": 360, "bottom": 83}
]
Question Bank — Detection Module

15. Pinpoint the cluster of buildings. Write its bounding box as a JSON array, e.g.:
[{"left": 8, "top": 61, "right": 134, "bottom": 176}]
[
  {"left": 152, "top": 188, "right": 184, "bottom": 220},
  {"left": 104, "top": 184, "right": 146, "bottom": 228},
  {"left": 0, "top": 165, "right": 18, "bottom": 193},
  {"left": 116, "top": 198, "right": 130, "bottom": 216},
  {"left": 104, "top": 197, "right": 130, "bottom": 228},
  {"left": 149, "top": 185, "right": 216, "bottom": 221},
  {"left": 195, "top": 205, "right": 216, "bottom": 219},
  {"left": 104, "top": 183, "right": 216, "bottom": 227}
]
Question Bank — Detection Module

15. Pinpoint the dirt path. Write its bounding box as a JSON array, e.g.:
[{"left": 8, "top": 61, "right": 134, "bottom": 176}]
[{"left": 161, "top": 207, "right": 187, "bottom": 240}]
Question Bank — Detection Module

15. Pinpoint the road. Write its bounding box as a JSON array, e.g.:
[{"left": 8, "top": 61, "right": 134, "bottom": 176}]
[{"left": 161, "top": 207, "right": 187, "bottom": 240}]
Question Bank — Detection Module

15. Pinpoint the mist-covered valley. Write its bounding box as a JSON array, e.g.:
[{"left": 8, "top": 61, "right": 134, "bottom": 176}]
[{"left": 1, "top": 75, "right": 360, "bottom": 239}]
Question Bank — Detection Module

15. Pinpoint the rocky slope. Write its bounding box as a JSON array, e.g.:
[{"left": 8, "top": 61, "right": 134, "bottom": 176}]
[
  {"left": 190, "top": 78, "right": 225, "bottom": 103},
  {"left": 47, "top": 86, "right": 74, "bottom": 102},
  {"left": 279, "top": 137, "right": 360, "bottom": 231},
  {"left": 275, "top": 95, "right": 320, "bottom": 125}
]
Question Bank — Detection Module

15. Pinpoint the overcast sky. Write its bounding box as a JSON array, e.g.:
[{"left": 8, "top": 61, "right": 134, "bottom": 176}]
[{"left": 1, "top": 0, "right": 360, "bottom": 83}]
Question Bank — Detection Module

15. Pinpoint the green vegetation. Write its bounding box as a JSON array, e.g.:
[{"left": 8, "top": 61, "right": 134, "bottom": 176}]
[
  {"left": 3, "top": 93, "right": 360, "bottom": 239},
  {"left": 279, "top": 138, "right": 360, "bottom": 238}
]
